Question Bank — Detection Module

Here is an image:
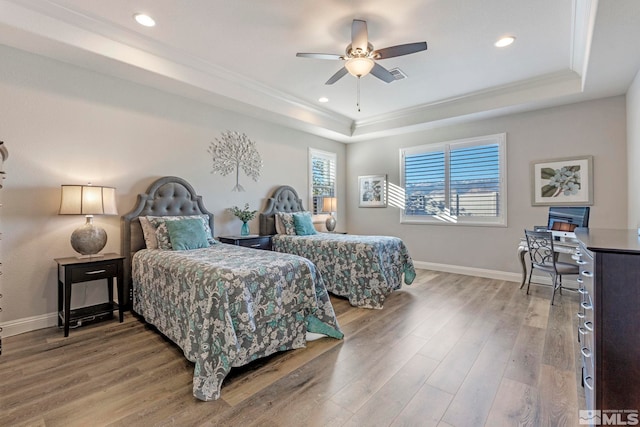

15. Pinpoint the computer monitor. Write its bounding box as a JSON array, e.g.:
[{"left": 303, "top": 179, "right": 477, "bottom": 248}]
[{"left": 547, "top": 206, "right": 590, "bottom": 239}]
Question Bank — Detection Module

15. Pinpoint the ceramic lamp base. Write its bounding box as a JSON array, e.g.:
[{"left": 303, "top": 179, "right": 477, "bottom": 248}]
[
  {"left": 325, "top": 215, "right": 336, "bottom": 232},
  {"left": 70, "top": 217, "right": 107, "bottom": 256}
]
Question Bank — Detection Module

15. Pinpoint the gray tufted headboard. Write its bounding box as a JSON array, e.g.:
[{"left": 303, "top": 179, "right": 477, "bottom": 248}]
[
  {"left": 259, "top": 185, "right": 305, "bottom": 235},
  {"left": 120, "top": 176, "right": 214, "bottom": 309}
]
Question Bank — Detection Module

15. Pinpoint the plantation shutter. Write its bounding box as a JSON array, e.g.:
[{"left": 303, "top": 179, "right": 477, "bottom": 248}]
[{"left": 310, "top": 150, "right": 336, "bottom": 215}]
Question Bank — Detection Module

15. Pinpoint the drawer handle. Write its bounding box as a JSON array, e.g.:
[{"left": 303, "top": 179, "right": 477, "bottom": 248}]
[
  {"left": 85, "top": 269, "right": 107, "bottom": 275},
  {"left": 576, "top": 260, "right": 587, "bottom": 265},
  {"left": 581, "top": 347, "right": 592, "bottom": 358},
  {"left": 576, "top": 312, "right": 585, "bottom": 319},
  {"left": 581, "top": 301, "right": 592, "bottom": 311},
  {"left": 584, "top": 375, "right": 594, "bottom": 390},
  {"left": 584, "top": 321, "right": 593, "bottom": 332},
  {"left": 579, "top": 327, "right": 587, "bottom": 336},
  {"left": 576, "top": 277, "right": 583, "bottom": 284},
  {"left": 581, "top": 270, "right": 593, "bottom": 278},
  {"left": 250, "top": 244, "right": 261, "bottom": 248},
  {"left": 578, "top": 287, "right": 587, "bottom": 295}
]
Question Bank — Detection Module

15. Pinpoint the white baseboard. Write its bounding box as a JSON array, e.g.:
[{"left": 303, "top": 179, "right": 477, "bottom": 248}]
[
  {"left": 413, "top": 261, "right": 522, "bottom": 283},
  {"left": 413, "top": 261, "right": 578, "bottom": 287},
  {"left": 1, "top": 312, "right": 58, "bottom": 338}
]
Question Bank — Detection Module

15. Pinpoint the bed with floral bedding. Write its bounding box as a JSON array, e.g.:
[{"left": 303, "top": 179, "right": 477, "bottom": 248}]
[
  {"left": 122, "top": 177, "right": 342, "bottom": 401},
  {"left": 259, "top": 186, "right": 416, "bottom": 309}
]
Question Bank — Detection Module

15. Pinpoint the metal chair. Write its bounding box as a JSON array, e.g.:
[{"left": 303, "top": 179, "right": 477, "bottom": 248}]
[{"left": 524, "top": 229, "right": 579, "bottom": 305}]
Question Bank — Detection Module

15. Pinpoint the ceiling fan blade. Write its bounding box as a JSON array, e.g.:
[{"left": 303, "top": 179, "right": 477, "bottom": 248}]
[
  {"left": 370, "top": 62, "right": 395, "bottom": 83},
  {"left": 351, "top": 19, "right": 369, "bottom": 52},
  {"left": 296, "top": 53, "right": 344, "bottom": 60},
  {"left": 372, "top": 42, "right": 428, "bottom": 59},
  {"left": 325, "top": 67, "right": 349, "bottom": 85}
]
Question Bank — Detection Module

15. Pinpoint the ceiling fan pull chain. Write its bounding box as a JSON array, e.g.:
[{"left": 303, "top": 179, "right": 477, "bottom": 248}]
[{"left": 357, "top": 77, "right": 361, "bottom": 112}]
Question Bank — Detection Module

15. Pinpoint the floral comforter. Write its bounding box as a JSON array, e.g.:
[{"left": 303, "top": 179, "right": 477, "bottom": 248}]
[
  {"left": 272, "top": 233, "right": 416, "bottom": 309},
  {"left": 132, "top": 244, "right": 343, "bottom": 401}
]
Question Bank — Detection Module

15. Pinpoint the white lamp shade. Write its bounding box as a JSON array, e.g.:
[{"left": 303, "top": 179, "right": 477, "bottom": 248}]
[
  {"left": 322, "top": 197, "right": 337, "bottom": 213},
  {"left": 345, "top": 57, "right": 375, "bottom": 77},
  {"left": 59, "top": 185, "right": 118, "bottom": 215}
]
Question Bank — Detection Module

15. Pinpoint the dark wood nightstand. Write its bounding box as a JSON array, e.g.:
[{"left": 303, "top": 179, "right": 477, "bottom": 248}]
[
  {"left": 54, "top": 253, "right": 125, "bottom": 337},
  {"left": 217, "top": 235, "right": 272, "bottom": 250}
]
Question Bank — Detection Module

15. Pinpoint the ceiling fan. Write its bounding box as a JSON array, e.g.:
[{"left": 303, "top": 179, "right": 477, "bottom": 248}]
[{"left": 296, "top": 19, "right": 428, "bottom": 85}]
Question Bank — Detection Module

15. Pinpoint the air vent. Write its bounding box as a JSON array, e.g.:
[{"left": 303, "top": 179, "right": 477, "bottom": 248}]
[{"left": 389, "top": 67, "right": 408, "bottom": 81}]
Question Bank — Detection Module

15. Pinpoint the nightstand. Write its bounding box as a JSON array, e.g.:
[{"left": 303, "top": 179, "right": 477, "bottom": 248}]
[
  {"left": 217, "top": 235, "right": 272, "bottom": 250},
  {"left": 54, "top": 253, "right": 125, "bottom": 337}
]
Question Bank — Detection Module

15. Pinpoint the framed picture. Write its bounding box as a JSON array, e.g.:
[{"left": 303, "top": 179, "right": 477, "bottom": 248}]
[
  {"left": 530, "top": 155, "right": 593, "bottom": 206},
  {"left": 358, "top": 174, "right": 387, "bottom": 207}
]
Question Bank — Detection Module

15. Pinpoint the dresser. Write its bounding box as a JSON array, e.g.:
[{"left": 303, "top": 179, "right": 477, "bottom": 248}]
[{"left": 575, "top": 228, "right": 640, "bottom": 424}]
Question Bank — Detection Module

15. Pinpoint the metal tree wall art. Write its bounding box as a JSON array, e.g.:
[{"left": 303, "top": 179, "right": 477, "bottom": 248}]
[{"left": 208, "top": 131, "right": 262, "bottom": 191}]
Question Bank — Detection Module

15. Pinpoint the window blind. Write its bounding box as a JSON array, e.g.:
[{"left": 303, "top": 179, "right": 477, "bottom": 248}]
[{"left": 401, "top": 134, "right": 506, "bottom": 226}]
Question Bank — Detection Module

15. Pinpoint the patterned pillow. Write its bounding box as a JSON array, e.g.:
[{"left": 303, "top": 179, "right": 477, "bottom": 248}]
[
  {"left": 147, "top": 215, "right": 214, "bottom": 250},
  {"left": 276, "top": 212, "right": 296, "bottom": 235}
]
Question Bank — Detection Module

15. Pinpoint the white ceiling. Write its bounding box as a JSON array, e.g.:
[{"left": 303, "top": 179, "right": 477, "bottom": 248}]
[{"left": 1, "top": 0, "right": 639, "bottom": 142}]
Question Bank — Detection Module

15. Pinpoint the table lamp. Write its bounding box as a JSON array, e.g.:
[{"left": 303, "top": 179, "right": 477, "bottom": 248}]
[
  {"left": 59, "top": 184, "right": 118, "bottom": 257},
  {"left": 322, "top": 197, "right": 337, "bottom": 232}
]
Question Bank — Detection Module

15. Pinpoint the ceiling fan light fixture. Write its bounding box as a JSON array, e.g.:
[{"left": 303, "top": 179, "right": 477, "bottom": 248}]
[{"left": 345, "top": 57, "right": 375, "bottom": 78}]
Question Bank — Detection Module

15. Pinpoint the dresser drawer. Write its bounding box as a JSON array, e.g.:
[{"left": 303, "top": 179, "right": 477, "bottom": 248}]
[
  {"left": 577, "top": 243, "right": 596, "bottom": 409},
  {"left": 217, "top": 235, "right": 272, "bottom": 250},
  {"left": 238, "top": 236, "right": 271, "bottom": 250},
  {"left": 70, "top": 262, "right": 119, "bottom": 282}
]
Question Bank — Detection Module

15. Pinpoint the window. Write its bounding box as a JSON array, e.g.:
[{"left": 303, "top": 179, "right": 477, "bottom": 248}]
[
  {"left": 309, "top": 148, "right": 337, "bottom": 215},
  {"left": 400, "top": 133, "right": 506, "bottom": 226}
]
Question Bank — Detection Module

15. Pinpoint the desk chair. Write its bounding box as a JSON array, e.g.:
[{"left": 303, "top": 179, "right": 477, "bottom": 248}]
[{"left": 524, "top": 229, "right": 579, "bottom": 305}]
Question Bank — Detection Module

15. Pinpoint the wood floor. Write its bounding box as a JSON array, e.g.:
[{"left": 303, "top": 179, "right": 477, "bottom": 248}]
[{"left": 0, "top": 270, "right": 585, "bottom": 426}]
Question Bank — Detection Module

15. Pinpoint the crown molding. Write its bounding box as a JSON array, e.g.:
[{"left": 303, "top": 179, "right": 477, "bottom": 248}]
[
  {"left": 351, "top": 70, "right": 582, "bottom": 139},
  {"left": 571, "top": 0, "right": 599, "bottom": 90}
]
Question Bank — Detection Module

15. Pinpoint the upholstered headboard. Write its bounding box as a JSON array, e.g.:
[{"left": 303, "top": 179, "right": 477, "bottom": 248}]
[
  {"left": 120, "top": 176, "right": 214, "bottom": 308},
  {"left": 259, "top": 185, "right": 305, "bottom": 235}
]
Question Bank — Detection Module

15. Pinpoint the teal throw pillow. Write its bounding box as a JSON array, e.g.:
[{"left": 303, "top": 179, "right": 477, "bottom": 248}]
[
  {"left": 293, "top": 212, "right": 317, "bottom": 236},
  {"left": 166, "top": 218, "right": 210, "bottom": 250}
]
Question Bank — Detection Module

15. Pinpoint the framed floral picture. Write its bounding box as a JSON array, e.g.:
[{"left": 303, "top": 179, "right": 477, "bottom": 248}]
[
  {"left": 358, "top": 174, "right": 387, "bottom": 207},
  {"left": 530, "top": 155, "right": 593, "bottom": 206}
]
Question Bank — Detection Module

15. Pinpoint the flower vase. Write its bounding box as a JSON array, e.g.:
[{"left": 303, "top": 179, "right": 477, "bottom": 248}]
[{"left": 241, "top": 221, "right": 250, "bottom": 236}]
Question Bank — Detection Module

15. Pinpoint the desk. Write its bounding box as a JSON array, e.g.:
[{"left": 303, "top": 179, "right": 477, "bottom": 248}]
[{"left": 517, "top": 237, "right": 579, "bottom": 287}]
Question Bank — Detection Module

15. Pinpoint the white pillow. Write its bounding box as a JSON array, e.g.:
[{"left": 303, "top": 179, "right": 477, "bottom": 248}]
[
  {"left": 275, "top": 214, "right": 285, "bottom": 234},
  {"left": 139, "top": 217, "right": 159, "bottom": 249}
]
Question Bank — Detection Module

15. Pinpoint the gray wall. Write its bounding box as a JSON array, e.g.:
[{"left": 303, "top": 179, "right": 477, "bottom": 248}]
[
  {"left": 346, "top": 96, "right": 628, "bottom": 275},
  {"left": 0, "top": 45, "right": 345, "bottom": 334},
  {"left": 0, "top": 41, "right": 631, "bottom": 336}
]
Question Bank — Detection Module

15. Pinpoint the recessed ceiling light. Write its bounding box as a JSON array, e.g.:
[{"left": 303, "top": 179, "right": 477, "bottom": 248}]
[
  {"left": 134, "top": 13, "right": 156, "bottom": 27},
  {"left": 318, "top": 97, "right": 329, "bottom": 103},
  {"left": 495, "top": 36, "right": 515, "bottom": 48}
]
